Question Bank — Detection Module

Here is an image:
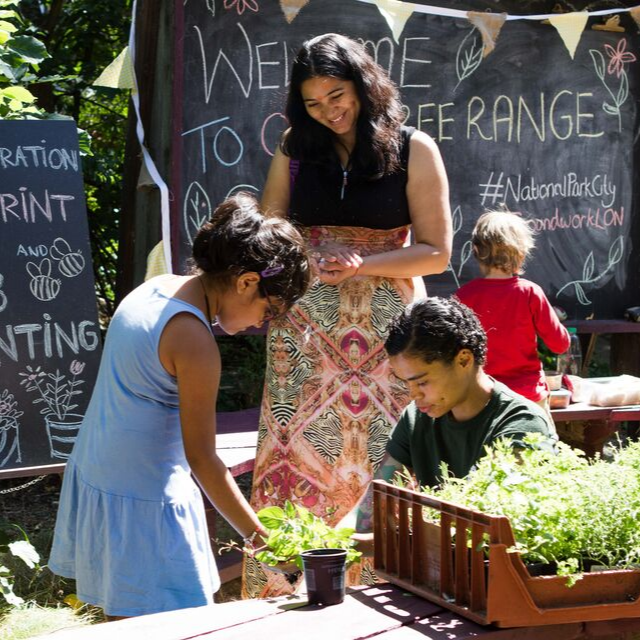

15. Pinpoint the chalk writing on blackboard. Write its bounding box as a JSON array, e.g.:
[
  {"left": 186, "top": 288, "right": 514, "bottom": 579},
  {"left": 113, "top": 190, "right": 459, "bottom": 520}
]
[
  {"left": 455, "top": 27, "right": 484, "bottom": 89},
  {"left": 0, "top": 389, "right": 23, "bottom": 466}
]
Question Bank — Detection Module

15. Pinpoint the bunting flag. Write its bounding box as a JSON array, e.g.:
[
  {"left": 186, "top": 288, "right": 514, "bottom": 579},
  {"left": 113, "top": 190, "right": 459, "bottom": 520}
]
[
  {"left": 279, "top": 0, "right": 309, "bottom": 24},
  {"left": 467, "top": 11, "right": 507, "bottom": 57},
  {"left": 548, "top": 12, "right": 589, "bottom": 60},
  {"left": 375, "top": 0, "right": 417, "bottom": 44},
  {"left": 630, "top": 7, "right": 640, "bottom": 30},
  {"left": 93, "top": 46, "right": 135, "bottom": 89}
]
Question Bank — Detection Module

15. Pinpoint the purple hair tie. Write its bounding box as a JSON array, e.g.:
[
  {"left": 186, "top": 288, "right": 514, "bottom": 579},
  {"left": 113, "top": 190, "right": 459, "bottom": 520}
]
[{"left": 260, "top": 265, "right": 284, "bottom": 278}]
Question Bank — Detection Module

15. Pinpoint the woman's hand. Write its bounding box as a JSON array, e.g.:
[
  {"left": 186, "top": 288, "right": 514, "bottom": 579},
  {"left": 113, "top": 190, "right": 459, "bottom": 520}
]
[{"left": 312, "top": 242, "right": 362, "bottom": 285}]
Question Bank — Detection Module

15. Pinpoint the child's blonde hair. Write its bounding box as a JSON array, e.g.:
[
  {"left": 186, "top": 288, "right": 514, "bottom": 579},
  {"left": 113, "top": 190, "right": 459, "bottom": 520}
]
[{"left": 471, "top": 209, "right": 535, "bottom": 275}]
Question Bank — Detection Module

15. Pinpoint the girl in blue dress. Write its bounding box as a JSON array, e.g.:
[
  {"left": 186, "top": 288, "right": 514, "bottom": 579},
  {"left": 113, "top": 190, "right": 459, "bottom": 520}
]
[{"left": 49, "top": 192, "right": 310, "bottom": 618}]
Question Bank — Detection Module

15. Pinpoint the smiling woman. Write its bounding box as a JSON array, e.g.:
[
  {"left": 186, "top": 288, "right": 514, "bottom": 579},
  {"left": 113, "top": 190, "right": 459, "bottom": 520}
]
[{"left": 244, "top": 33, "right": 452, "bottom": 599}]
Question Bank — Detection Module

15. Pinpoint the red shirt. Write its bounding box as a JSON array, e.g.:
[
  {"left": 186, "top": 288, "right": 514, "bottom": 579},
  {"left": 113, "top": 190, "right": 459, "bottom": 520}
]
[{"left": 456, "top": 277, "right": 570, "bottom": 402}]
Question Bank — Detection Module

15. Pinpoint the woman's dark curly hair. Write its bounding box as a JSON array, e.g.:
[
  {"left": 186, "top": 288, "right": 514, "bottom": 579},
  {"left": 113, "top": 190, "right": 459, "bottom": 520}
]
[
  {"left": 385, "top": 297, "right": 487, "bottom": 366},
  {"left": 282, "top": 33, "right": 405, "bottom": 178},
  {"left": 190, "top": 192, "right": 310, "bottom": 310}
]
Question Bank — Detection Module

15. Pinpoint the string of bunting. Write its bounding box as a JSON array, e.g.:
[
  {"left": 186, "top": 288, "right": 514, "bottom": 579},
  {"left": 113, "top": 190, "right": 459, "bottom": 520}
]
[{"left": 358, "top": 0, "right": 640, "bottom": 59}]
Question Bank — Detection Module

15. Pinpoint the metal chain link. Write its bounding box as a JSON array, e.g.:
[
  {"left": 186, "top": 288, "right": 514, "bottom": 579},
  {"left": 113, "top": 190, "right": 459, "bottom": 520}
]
[{"left": 0, "top": 475, "right": 47, "bottom": 494}]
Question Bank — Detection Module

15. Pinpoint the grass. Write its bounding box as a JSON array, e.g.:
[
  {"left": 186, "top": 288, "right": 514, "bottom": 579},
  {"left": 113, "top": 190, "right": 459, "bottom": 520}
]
[{"left": 0, "top": 604, "right": 96, "bottom": 640}]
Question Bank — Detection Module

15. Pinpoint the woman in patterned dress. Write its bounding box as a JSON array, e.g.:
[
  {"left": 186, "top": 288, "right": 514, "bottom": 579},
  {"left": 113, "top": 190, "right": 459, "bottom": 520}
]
[{"left": 243, "top": 34, "right": 452, "bottom": 597}]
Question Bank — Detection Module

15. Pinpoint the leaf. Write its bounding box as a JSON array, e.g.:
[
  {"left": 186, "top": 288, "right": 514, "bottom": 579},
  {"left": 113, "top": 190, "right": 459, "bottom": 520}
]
[
  {"left": 0, "top": 19, "right": 16, "bottom": 33},
  {"left": 602, "top": 102, "right": 619, "bottom": 116},
  {"left": 9, "top": 540, "right": 40, "bottom": 568},
  {"left": 608, "top": 236, "right": 624, "bottom": 265},
  {"left": 0, "top": 575, "right": 24, "bottom": 606},
  {"left": 458, "top": 240, "right": 473, "bottom": 278},
  {"left": 582, "top": 252, "right": 594, "bottom": 282},
  {"left": 257, "top": 506, "right": 286, "bottom": 530},
  {"left": 455, "top": 29, "right": 483, "bottom": 84},
  {"left": 7, "top": 35, "right": 49, "bottom": 64},
  {"left": 617, "top": 72, "right": 629, "bottom": 106},
  {"left": 451, "top": 205, "right": 463, "bottom": 235},
  {"left": 589, "top": 49, "right": 605, "bottom": 80},
  {"left": 574, "top": 282, "right": 591, "bottom": 306},
  {"left": 0, "top": 85, "right": 34, "bottom": 103}
]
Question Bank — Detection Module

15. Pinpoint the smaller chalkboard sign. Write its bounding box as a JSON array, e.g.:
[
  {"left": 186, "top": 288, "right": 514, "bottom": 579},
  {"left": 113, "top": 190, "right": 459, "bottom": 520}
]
[{"left": 0, "top": 120, "right": 102, "bottom": 478}]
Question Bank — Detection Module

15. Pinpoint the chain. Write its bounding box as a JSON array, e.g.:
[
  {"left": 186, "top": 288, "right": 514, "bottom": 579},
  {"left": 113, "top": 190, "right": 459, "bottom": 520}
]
[{"left": 0, "top": 475, "right": 47, "bottom": 494}]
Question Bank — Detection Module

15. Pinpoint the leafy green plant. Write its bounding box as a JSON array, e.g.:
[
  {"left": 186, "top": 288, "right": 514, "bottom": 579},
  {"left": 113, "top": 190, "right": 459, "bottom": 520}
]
[
  {"left": 422, "top": 436, "right": 640, "bottom": 585},
  {"left": 0, "top": 524, "right": 40, "bottom": 606},
  {"left": 253, "top": 501, "right": 361, "bottom": 570}
]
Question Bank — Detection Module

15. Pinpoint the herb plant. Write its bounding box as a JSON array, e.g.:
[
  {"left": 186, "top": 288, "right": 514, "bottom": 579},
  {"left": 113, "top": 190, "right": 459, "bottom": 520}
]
[
  {"left": 254, "top": 500, "right": 361, "bottom": 570},
  {"left": 421, "top": 435, "right": 640, "bottom": 584}
]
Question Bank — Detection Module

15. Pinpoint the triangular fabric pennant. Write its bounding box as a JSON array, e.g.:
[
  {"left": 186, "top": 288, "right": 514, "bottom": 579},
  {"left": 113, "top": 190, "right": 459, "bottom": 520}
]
[
  {"left": 467, "top": 11, "right": 507, "bottom": 58},
  {"left": 279, "top": 0, "right": 309, "bottom": 24},
  {"left": 549, "top": 12, "right": 589, "bottom": 60},
  {"left": 375, "top": 0, "right": 418, "bottom": 44},
  {"left": 93, "top": 46, "right": 135, "bottom": 89},
  {"left": 630, "top": 7, "right": 640, "bottom": 30}
]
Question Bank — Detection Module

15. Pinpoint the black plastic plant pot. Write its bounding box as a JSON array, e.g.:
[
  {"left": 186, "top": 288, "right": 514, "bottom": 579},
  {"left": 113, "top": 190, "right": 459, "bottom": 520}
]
[{"left": 300, "top": 548, "right": 347, "bottom": 606}]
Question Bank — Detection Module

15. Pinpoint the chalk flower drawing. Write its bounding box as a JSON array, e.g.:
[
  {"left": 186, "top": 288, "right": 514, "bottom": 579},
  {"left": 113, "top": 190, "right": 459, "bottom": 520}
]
[
  {"left": 556, "top": 236, "right": 624, "bottom": 306},
  {"left": 455, "top": 27, "right": 484, "bottom": 90},
  {"left": 0, "top": 389, "right": 22, "bottom": 466},
  {"left": 445, "top": 205, "right": 473, "bottom": 287},
  {"left": 20, "top": 361, "right": 86, "bottom": 421},
  {"left": 590, "top": 39, "right": 635, "bottom": 132},
  {"left": 224, "top": 0, "right": 258, "bottom": 15},
  {"left": 604, "top": 39, "right": 636, "bottom": 78}
]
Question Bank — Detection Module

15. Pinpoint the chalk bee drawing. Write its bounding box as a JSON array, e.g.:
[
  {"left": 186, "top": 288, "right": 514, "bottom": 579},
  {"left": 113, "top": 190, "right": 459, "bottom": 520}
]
[
  {"left": 556, "top": 236, "right": 624, "bottom": 306},
  {"left": 0, "top": 389, "right": 22, "bottom": 467},
  {"left": 26, "top": 258, "right": 61, "bottom": 301},
  {"left": 50, "top": 238, "right": 86, "bottom": 277},
  {"left": 20, "top": 361, "right": 86, "bottom": 460}
]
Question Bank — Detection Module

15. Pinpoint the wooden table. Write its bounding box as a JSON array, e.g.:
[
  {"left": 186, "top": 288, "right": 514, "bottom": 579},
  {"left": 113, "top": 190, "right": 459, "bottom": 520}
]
[
  {"left": 551, "top": 402, "right": 640, "bottom": 456},
  {"left": 35, "top": 583, "right": 640, "bottom": 639}
]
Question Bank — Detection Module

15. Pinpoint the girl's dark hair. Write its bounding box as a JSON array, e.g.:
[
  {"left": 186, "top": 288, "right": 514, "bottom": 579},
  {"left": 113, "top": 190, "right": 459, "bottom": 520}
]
[
  {"left": 282, "top": 33, "right": 404, "bottom": 178},
  {"left": 190, "top": 192, "right": 310, "bottom": 310},
  {"left": 385, "top": 297, "right": 487, "bottom": 366}
]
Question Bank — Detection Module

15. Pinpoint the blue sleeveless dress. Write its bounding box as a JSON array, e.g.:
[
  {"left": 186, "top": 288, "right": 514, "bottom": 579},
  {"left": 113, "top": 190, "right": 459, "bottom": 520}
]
[{"left": 49, "top": 276, "right": 220, "bottom": 616}]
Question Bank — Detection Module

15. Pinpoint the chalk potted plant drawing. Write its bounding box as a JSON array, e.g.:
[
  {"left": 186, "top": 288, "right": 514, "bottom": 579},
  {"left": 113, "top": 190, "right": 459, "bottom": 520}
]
[
  {"left": 20, "top": 360, "right": 86, "bottom": 460},
  {"left": 0, "top": 389, "right": 23, "bottom": 467}
]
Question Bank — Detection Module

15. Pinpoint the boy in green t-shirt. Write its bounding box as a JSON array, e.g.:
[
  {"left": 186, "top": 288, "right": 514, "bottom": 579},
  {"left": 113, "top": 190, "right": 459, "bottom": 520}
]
[{"left": 349, "top": 296, "right": 555, "bottom": 551}]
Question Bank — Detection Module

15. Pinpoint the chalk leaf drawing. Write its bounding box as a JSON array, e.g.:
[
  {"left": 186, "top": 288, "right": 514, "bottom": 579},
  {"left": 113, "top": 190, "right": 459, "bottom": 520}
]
[
  {"left": 455, "top": 27, "right": 484, "bottom": 90},
  {"left": 445, "top": 205, "right": 473, "bottom": 287},
  {"left": 20, "top": 361, "right": 85, "bottom": 421},
  {"left": 556, "top": 236, "right": 624, "bottom": 306},
  {"left": 0, "top": 273, "right": 7, "bottom": 313},
  {"left": 50, "top": 238, "right": 86, "bottom": 278},
  {"left": 0, "top": 389, "right": 22, "bottom": 466},
  {"left": 26, "top": 258, "right": 61, "bottom": 302},
  {"left": 183, "top": 181, "right": 212, "bottom": 245},
  {"left": 590, "top": 40, "right": 636, "bottom": 133}
]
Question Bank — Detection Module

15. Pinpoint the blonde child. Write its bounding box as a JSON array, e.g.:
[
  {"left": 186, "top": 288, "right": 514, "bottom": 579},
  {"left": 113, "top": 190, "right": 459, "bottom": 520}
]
[{"left": 456, "top": 210, "right": 569, "bottom": 411}]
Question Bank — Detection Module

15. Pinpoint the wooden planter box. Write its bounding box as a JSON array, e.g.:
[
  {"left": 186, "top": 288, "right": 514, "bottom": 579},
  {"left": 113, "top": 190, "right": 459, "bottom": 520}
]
[{"left": 372, "top": 480, "right": 640, "bottom": 628}]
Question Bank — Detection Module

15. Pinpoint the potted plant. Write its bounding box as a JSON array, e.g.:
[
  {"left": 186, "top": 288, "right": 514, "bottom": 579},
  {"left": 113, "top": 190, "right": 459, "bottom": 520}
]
[
  {"left": 230, "top": 500, "right": 361, "bottom": 605},
  {"left": 20, "top": 361, "right": 85, "bottom": 459}
]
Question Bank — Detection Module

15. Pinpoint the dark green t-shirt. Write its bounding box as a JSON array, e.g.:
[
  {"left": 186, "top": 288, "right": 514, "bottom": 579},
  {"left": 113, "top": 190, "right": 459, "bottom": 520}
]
[{"left": 386, "top": 380, "right": 556, "bottom": 488}]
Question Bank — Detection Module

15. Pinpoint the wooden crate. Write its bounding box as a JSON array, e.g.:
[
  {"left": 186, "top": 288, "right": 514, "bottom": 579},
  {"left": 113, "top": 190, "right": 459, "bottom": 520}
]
[{"left": 373, "top": 480, "right": 640, "bottom": 628}]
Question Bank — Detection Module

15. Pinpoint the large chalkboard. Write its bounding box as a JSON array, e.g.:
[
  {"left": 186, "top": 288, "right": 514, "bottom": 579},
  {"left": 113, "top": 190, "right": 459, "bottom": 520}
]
[
  {"left": 0, "top": 120, "right": 102, "bottom": 477},
  {"left": 173, "top": 0, "right": 639, "bottom": 320}
]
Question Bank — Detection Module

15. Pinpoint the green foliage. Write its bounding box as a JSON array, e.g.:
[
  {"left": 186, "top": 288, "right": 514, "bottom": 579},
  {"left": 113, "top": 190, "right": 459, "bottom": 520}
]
[
  {"left": 0, "top": 524, "right": 40, "bottom": 607},
  {"left": 255, "top": 501, "right": 361, "bottom": 570},
  {"left": 424, "top": 436, "right": 640, "bottom": 585}
]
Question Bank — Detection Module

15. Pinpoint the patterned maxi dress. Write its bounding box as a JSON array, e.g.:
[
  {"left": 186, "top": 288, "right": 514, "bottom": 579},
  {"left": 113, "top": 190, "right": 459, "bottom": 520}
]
[{"left": 243, "top": 127, "right": 423, "bottom": 598}]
